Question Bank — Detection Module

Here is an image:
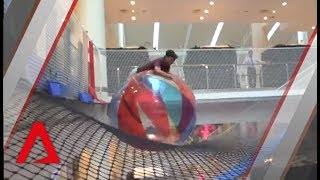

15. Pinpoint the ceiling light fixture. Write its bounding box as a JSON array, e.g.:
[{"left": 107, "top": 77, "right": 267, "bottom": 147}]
[
  {"left": 209, "top": 1, "right": 214, "bottom": 5},
  {"left": 204, "top": 9, "right": 209, "bottom": 13},
  {"left": 311, "top": 26, "right": 315, "bottom": 29},
  {"left": 264, "top": 16, "right": 268, "bottom": 20},
  {"left": 132, "top": 10, "right": 135, "bottom": 13},
  {"left": 153, "top": 22, "right": 160, "bottom": 50},
  {"left": 282, "top": 2, "right": 287, "bottom": 6},
  {"left": 210, "top": 22, "right": 224, "bottom": 46},
  {"left": 267, "top": 22, "right": 280, "bottom": 41},
  {"left": 118, "top": 23, "right": 125, "bottom": 48},
  {"left": 130, "top": 1, "right": 135, "bottom": 5},
  {"left": 131, "top": 16, "right": 136, "bottom": 21},
  {"left": 200, "top": 16, "right": 204, "bottom": 20},
  {"left": 272, "top": 10, "right": 276, "bottom": 13}
]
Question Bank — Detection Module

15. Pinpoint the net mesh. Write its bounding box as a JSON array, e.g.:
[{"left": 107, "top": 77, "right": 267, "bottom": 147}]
[
  {"left": 4, "top": 0, "right": 75, "bottom": 146},
  {"left": 37, "top": 14, "right": 89, "bottom": 99},
  {"left": 4, "top": 93, "right": 264, "bottom": 180}
]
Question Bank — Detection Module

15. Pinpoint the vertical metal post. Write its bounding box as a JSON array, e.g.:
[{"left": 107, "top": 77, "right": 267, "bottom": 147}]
[
  {"left": 285, "top": 64, "right": 290, "bottom": 81},
  {"left": 233, "top": 64, "right": 237, "bottom": 88},
  {"left": 116, "top": 67, "right": 120, "bottom": 89},
  {"left": 261, "top": 65, "right": 264, "bottom": 87},
  {"left": 205, "top": 65, "right": 209, "bottom": 89}
]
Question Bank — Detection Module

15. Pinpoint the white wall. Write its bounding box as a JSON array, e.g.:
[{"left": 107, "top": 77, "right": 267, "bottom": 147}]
[{"left": 74, "top": 0, "right": 106, "bottom": 48}]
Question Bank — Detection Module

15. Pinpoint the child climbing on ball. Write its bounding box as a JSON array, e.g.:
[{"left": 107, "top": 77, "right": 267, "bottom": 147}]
[
  {"left": 108, "top": 50, "right": 180, "bottom": 123},
  {"left": 128, "top": 49, "right": 179, "bottom": 81}
]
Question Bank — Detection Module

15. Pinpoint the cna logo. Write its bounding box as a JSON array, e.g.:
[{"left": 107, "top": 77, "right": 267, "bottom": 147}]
[{"left": 16, "top": 122, "right": 60, "bottom": 164}]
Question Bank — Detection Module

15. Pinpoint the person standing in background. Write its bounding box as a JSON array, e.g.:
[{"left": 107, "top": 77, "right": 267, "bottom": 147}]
[{"left": 243, "top": 50, "right": 268, "bottom": 88}]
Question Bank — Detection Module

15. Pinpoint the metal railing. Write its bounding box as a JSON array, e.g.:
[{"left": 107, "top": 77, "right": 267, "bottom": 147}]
[{"left": 107, "top": 62, "right": 298, "bottom": 93}]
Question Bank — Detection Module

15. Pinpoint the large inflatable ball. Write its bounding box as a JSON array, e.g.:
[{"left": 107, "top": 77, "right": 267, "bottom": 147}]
[{"left": 109, "top": 70, "right": 196, "bottom": 145}]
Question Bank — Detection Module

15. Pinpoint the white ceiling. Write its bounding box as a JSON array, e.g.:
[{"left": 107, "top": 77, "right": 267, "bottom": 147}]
[
  {"left": 105, "top": 0, "right": 316, "bottom": 29},
  {"left": 103, "top": 0, "right": 317, "bottom": 48},
  {"left": 120, "top": 22, "right": 310, "bottom": 49}
]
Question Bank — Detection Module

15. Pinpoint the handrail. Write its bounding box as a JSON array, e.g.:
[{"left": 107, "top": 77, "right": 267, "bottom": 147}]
[
  {"left": 107, "top": 62, "right": 299, "bottom": 92},
  {"left": 107, "top": 62, "right": 298, "bottom": 69},
  {"left": 98, "top": 46, "right": 314, "bottom": 52}
]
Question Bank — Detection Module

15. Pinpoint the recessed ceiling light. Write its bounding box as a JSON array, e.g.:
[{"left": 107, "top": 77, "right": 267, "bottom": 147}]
[
  {"left": 130, "top": 1, "right": 135, "bottom": 5},
  {"left": 312, "top": 26, "right": 315, "bottom": 29},
  {"left": 131, "top": 16, "right": 136, "bottom": 21},
  {"left": 263, "top": 16, "right": 268, "bottom": 20},
  {"left": 282, "top": 2, "right": 287, "bottom": 6},
  {"left": 204, "top": 9, "right": 209, "bottom": 13},
  {"left": 272, "top": 10, "right": 276, "bottom": 13},
  {"left": 200, "top": 16, "right": 204, "bottom": 20},
  {"left": 132, "top": 10, "right": 135, "bottom": 13},
  {"left": 209, "top": 1, "right": 214, "bottom": 5}
]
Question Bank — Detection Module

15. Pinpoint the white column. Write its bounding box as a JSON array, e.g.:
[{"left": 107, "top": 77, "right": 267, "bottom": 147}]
[
  {"left": 251, "top": 23, "right": 268, "bottom": 49},
  {"left": 105, "top": 24, "right": 119, "bottom": 48},
  {"left": 236, "top": 49, "right": 249, "bottom": 88},
  {"left": 251, "top": 23, "right": 268, "bottom": 88},
  {"left": 75, "top": 0, "right": 109, "bottom": 102},
  {"left": 74, "top": 0, "right": 106, "bottom": 48}
]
